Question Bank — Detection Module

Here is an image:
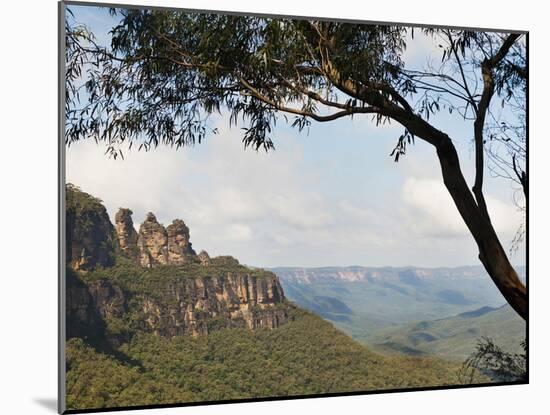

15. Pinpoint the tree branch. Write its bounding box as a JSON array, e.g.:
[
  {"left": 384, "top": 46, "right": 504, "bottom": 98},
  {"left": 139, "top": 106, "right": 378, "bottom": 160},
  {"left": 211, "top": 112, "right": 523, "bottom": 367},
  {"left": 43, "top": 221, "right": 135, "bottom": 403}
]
[
  {"left": 473, "top": 33, "right": 521, "bottom": 220},
  {"left": 237, "top": 77, "right": 378, "bottom": 122},
  {"left": 512, "top": 154, "right": 528, "bottom": 199},
  {"left": 447, "top": 30, "right": 478, "bottom": 110}
]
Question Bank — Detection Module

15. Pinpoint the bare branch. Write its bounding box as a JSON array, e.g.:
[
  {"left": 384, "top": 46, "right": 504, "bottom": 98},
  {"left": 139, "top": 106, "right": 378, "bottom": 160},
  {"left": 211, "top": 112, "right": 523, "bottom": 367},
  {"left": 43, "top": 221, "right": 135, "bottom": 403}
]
[{"left": 472, "top": 33, "right": 521, "bottom": 220}]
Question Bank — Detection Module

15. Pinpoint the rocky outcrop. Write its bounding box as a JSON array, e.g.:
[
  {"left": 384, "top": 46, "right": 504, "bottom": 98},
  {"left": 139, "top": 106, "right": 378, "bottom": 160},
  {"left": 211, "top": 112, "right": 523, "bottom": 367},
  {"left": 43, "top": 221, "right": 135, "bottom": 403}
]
[
  {"left": 212, "top": 255, "right": 240, "bottom": 266},
  {"left": 114, "top": 208, "right": 138, "bottom": 258},
  {"left": 138, "top": 213, "right": 169, "bottom": 267},
  {"left": 66, "top": 184, "right": 115, "bottom": 271},
  {"left": 87, "top": 280, "right": 127, "bottom": 320},
  {"left": 66, "top": 270, "right": 106, "bottom": 341},
  {"left": 67, "top": 272, "right": 130, "bottom": 347},
  {"left": 137, "top": 214, "right": 199, "bottom": 267},
  {"left": 167, "top": 219, "right": 197, "bottom": 264},
  {"left": 198, "top": 250, "right": 211, "bottom": 266},
  {"left": 138, "top": 273, "right": 288, "bottom": 337},
  {"left": 67, "top": 271, "right": 290, "bottom": 339},
  {"left": 66, "top": 185, "right": 291, "bottom": 340}
]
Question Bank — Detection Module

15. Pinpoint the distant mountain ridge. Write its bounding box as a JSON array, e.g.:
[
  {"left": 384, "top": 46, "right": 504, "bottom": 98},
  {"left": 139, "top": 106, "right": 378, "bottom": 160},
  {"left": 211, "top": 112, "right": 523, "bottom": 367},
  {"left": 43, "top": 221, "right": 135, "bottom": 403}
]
[
  {"left": 272, "top": 265, "right": 526, "bottom": 284},
  {"left": 272, "top": 265, "right": 526, "bottom": 349}
]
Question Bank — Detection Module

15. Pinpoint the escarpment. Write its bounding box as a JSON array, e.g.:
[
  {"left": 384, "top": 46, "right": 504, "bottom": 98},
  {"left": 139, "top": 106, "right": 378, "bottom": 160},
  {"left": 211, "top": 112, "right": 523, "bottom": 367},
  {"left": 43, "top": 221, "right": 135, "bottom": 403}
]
[
  {"left": 66, "top": 184, "right": 115, "bottom": 271},
  {"left": 136, "top": 272, "right": 288, "bottom": 337},
  {"left": 66, "top": 185, "right": 291, "bottom": 341}
]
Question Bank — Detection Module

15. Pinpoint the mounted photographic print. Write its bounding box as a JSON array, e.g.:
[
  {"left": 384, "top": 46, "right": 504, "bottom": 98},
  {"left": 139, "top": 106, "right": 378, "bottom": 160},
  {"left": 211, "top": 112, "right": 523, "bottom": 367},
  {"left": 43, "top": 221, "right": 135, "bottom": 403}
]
[{"left": 59, "top": 1, "right": 528, "bottom": 413}]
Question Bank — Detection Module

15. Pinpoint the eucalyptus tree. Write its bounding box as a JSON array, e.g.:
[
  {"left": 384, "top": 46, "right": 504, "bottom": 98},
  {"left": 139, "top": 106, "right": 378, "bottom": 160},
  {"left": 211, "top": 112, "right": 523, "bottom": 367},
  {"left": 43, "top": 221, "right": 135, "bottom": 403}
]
[{"left": 65, "top": 8, "right": 527, "bottom": 319}]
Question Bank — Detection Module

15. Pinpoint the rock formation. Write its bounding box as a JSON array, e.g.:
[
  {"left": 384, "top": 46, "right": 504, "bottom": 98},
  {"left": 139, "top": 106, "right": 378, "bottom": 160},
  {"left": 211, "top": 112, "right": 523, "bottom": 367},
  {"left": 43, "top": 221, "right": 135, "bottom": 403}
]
[
  {"left": 138, "top": 212, "right": 169, "bottom": 267},
  {"left": 136, "top": 214, "right": 200, "bottom": 267},
  {"left": 198, "top": 250, "right": 211, "bottom": 266},
  {"left": 87, "top": 280, "right": 127, "bottom": 320},
  {"left": 114, "top": 208, "right": 139, "bottom": 258},
  {"left": 67, "top": 271, "right": 130, "bottom": 347},
  {"left": 213, "top": 255, "right": 240, "bottom": 266},
  {"left": 66, "top": 184, "right": 291, "bottom": 339},
  {"left": 66, "top": 270, "right": 106, "bottom": 341},
  {"left": 66, "top": 184, "right": 115, "bottom": 271},
  {"left": 67, "top": 271, "right": 289, "bottom": 339},
  {"left": 137, "top": 273, "right": 288, "bottom": 337},
  {"left": 166, "top": 219, "right": 197, "bottom": 264}
]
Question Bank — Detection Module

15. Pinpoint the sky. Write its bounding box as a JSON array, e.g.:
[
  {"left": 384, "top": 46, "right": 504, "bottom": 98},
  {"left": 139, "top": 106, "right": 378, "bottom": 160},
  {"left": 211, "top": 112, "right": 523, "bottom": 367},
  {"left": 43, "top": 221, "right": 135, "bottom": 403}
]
[{"left": 65, "top": 5, "right": 526, "bottom": 268}]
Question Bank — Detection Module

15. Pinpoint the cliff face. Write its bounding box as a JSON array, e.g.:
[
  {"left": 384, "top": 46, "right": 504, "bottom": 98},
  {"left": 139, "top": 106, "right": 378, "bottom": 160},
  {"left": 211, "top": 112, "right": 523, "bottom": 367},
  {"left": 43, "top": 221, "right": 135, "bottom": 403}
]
[
  {"left": 68, "top": 270, "right": 289, "bottom": 339},
  {"left": 138, "top": 273, "right": 288, "bottom": 337},
  {"left": 66, "top": 184, "right": 115, "bottom": 271},
  {"left": 66, "top": 270, "right": 106, "bottom": 341},
  {"left": 66, "top": 185, "right": 290, "bottom": 340}
]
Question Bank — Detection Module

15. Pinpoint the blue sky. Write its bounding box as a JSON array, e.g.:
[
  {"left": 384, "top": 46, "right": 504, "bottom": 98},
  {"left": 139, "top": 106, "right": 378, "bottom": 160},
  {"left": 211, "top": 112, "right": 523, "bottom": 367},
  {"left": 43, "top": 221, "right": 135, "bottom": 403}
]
[{"left": 66, "top": 4, "right": 526, "bottom": 268}]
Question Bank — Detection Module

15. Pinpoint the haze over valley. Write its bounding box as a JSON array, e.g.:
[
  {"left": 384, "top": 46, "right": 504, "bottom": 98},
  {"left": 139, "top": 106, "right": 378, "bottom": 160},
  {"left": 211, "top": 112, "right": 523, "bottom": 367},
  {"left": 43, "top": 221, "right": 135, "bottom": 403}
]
[{"left": 273, "top": 266, "right": 526, "bottom": 361}]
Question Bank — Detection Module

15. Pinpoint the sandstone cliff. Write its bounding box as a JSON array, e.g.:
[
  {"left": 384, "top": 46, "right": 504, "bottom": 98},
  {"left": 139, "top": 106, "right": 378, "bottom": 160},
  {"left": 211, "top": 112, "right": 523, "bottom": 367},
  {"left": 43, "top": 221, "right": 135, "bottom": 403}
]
[
  {"left": 66, "top": 184, "right": 115, "bottom": 271},
  {"left": 66, "top": 270, "right": 106, "bottom": 341},
  {"left": 114, "top": 208, "right": 138, "bottom": 259},
  {"left": 66, "top": 185, "right": 291, "bottom": 340},
  {"left": 115, "top": 210, "right": 199, "bottom": 267},
  {"left": 68, "top": 268, "right": 289, "bottom": 339},
  {"left": 137, "top": 272, "right": 288, "bottom": 337},
  {"left": 137, "top": 212, "right": 170, "bottom": 267},
  {"left": 166, "top": 219, "right": 197, "bottom": 263}
]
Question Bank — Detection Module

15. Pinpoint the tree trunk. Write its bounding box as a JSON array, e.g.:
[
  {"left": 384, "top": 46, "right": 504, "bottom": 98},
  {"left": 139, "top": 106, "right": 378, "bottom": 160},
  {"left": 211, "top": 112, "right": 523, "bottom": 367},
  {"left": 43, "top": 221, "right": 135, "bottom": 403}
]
[
  {"left": 329, "top": 59, "right": 528, "bottom": 320},
  {"left": 436, "top": 137, "right": 527, "bottom": 320},
  {"left": 392, "top": 113, "right": 527, "bottom": 320}
]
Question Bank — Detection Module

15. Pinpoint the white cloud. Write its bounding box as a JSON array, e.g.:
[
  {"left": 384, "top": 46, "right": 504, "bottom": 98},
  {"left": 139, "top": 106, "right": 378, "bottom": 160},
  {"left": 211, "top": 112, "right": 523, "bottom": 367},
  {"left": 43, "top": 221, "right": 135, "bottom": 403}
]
[
  {"left": 338, "top": 200, "right": 378, "bottom": 223},
  {"left": 66, "top": 124, "right": 336, "bottom": 259},
  {"left": 401, "top": 177, "right": 522, "bottom": 238},
  {"left": 224, "top": 224, "right": 253, "bottom": 242},
  {"left": 66, "top": 122, "right": 524, "bottom": 267},
  {"left": 269, "top": 193, "right": 334, "bottom": 229},
  {"left": 402, "top": 30, "right": 445, "bottom": 71}
]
